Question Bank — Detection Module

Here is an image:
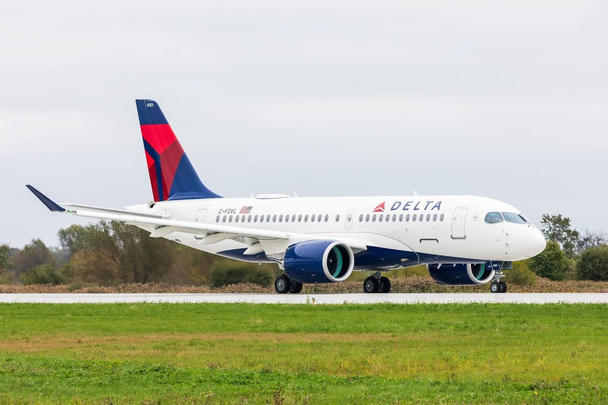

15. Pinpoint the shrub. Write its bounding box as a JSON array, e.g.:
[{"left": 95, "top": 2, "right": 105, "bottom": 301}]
[
  {"left": 576, "top": 245, "right": 608, "bottom": 281},
  {"left": 210, "top": 261, "right": 273, "bottom": 288},
  {"left": 504, "top": 261, "right": 536, "bottom": 286},
  {"left": 528, "top": 241, "right": 572, "bottom": 281},
  {"left": 20, "top": 264, "right": 67, "bottom": 285}
]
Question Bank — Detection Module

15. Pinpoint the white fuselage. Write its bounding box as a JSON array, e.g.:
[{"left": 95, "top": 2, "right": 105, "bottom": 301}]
[{"left": 128, "top": 194, "right": 546, "bottom": 271}]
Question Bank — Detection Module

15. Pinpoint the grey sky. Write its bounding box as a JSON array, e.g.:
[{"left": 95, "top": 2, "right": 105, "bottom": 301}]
[{"left": 1, "top": 0, "right": 607, "bottom": 248}]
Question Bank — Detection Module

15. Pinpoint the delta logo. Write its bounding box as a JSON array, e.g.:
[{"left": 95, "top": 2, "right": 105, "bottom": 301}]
[
  {"left": 373, "top": 202, "right": 385, "bottom": 212},
  {"left": 373, "top": 200, "right": 443, "bottom": 212}
]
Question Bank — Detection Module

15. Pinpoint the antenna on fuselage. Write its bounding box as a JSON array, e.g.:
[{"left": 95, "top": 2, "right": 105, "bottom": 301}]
[{"left": 413, "top": 189, "right": 419, "bottom": 196}]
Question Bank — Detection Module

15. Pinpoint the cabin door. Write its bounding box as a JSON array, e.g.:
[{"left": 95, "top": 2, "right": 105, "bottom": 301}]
[{"left": 451, "top": 207, "right": 468, "bottom": 239}]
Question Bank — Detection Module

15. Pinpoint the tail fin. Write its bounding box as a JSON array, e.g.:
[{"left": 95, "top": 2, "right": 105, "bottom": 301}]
[{"left": 135, "top": 99, "right": 221, "bottom": 201}]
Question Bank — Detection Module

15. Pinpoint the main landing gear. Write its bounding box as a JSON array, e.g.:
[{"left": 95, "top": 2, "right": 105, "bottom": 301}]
[
  {"left": 274, "top": 274, "right": 303, "bottom": 294},
  {"left": 363, "top": 272, "right": 391, "bottom": 293}
]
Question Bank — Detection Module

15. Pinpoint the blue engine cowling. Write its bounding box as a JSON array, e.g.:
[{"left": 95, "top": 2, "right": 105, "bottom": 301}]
[
  {"left": 284, "top": 240, "right": 354, "bottom": 283},
  {"left": 427, "top": 263, "right": 496, "bottom": 286}
]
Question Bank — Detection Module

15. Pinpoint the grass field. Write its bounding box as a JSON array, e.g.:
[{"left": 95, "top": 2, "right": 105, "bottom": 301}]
[{"left": 0, "top": 304, "right": 606, "bottom": 404}]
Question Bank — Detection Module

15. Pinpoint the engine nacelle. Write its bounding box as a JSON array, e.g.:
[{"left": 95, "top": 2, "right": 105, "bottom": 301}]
[
  {"left": 427, "top": 263, "right": 495, "bottom": 286},
  {"left": 284, "top": 240, "right": 354, "bottom": 283}
]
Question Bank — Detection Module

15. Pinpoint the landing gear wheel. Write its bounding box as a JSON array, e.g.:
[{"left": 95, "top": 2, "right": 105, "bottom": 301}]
[
  {"left": 490, "top": 281, "right": 501, "bottom": 293},
  {"left": 379, "top": 277, "right": 391, "bottom": 293},
  {"left": 499, "top": 281, "right": 507, "bottom": 293},
  {"left": 275, "top": 275, "right": 291, "bottom": 294},
  {"left": 363, "top": 276, "right": 379, "bottom": 293},
  {"left": 289, "top": 280, "right": 303, "bottom": 294}
]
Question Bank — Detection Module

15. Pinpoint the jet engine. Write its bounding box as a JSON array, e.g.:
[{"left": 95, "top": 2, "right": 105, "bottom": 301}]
[
  {"left": 284, "top": 240, "right": 354, "bottom": 283},
  {"left": 427, "top": 263, "right": 495, "bottom": 286}
]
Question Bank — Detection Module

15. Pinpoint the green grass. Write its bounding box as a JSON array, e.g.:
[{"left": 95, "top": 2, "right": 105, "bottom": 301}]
[{"left": 0, "top": 304, "right": 606, "bottom": 404}]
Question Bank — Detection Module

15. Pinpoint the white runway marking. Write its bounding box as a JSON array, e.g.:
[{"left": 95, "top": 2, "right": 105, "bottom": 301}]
[{"left": 0, "top": 293, "right": 606, "bottom": 304}]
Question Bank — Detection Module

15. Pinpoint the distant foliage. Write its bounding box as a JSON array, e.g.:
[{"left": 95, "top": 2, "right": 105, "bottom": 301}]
[
  {"left": 528, "top": 241, "right": 572, "bottom": 281},
  {"left": 540, "top": 214, "right": 580, "bottom": 258},
  {"left": 0, "top": 244, "right": 9, "bottom": 270},
  {"left": 210, "top": 260, "right": 273, "bottom": 288},
  {"left": 504, "top": 261, "right": 536, "bottom": 286},
  {"left": 576, "top": 245, "right": 608, "bottom": 281},
  {"left": 11, "top": 239, "right": 55, "bottom": 276},
  {"left": 20, "top": 264, "right": 67, "bottom": 285}
]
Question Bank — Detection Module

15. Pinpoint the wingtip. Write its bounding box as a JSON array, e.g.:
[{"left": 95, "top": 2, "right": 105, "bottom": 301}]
[{"left": 26, "top": 185, "right": 66, "bottom": 212}]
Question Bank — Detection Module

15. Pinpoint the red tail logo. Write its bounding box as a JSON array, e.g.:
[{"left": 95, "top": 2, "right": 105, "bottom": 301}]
[{"left": 373, "top": 202, "right": 385, "bottom": 212}]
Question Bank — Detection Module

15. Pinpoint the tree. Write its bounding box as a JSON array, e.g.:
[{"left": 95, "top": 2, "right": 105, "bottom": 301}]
[
  {"left": 576, "top": 245, "right": 608, "bottom": 281},
  {"left": 20, "top": 264, "right": 67, "bottom": 285},
  {"left": 540, "top": 214, "right": 580, "bottom": 258},
  {"left": 11, "top": 239, "right": 55, "bottom": 275},
  {"left": 576, "top": 230, "right": 607, "bottom": 254},
  {"left": 0, "top": 244, "right": 9, "bottom": 270},
  {"left": 528, "top": 241, "right": 572, "bottom": 280}
]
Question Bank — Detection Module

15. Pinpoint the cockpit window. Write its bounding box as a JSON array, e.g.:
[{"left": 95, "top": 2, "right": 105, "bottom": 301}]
[
  {"left": 485, "top": 212, "right": 503, "bottom": 224},
  {"left": 502, "top": 212, "right": 527, "bottom": 224}
]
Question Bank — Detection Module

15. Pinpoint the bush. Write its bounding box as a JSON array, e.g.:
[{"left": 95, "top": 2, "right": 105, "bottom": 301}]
[
  {"left": 528, "top": 241, "right": 572, "bottom": 281},
  {"left": 20, "top": 264, "right": 67, "bottom": 285},
  {"left": 504, "top": 261, "right": 536, "bottom": 286},
  {"left": 577, "top": 245, "right": 608, "bottom": 281},
  {"left": 210, "top": 261, "right": 273, "bottom": 288}
]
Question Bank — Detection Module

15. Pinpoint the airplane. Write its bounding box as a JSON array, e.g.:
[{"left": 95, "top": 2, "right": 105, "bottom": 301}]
[{"left": 27, "top": 99, "right": 546, "bottom": 294}]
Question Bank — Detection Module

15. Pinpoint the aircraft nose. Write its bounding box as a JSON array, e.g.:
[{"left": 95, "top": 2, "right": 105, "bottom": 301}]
[{"left": 530, "top": 228, "right": 547, "bottom": 257}]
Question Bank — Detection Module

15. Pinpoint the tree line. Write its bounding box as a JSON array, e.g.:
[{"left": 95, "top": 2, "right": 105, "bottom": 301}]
[
  {"left": 0, "top": 221, "right": 275, "bottom": 287},
  {"left": 1, "top": 214, "right": 607, "bottom": 287}
]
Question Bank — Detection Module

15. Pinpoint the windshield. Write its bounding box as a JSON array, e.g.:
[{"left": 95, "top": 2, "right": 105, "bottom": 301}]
[
  {"left": 485, "top": 212, "right": 503, "bottom": 224},
  {"left": 502, "top": 212, "right": 527, "bottom": 224}
]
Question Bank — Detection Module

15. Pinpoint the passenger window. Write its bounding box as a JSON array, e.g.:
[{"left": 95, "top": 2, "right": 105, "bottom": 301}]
[
  {"left": 359, "top": 214, "right": 363, "bottom": 222},
  {"left": 372, "top": 214, "right": 377, "bottom": 222},
  {"left": 406, "top": 214, "right": 410, "bottom": 222},
  {"left": 426, "top": 214, "right": 431, "bottom": 221},
  {"left": 278, "top": 214, "right": 283, "bottom": 222},
  {"left": 399, "top": 214, "right": 403, "bottom": 222},
  {"left": 317, "top": 214, "right": 322, "bottom": 222},
  {"left": 298, "top": 214, "right": 302, "bottom": 222},
  {"left": 485, "top": 212, "right": 504, "bottom": 224},
  {"left": 235, "top": 216, "right": 239, "bottom": 223},
  {"left": 440, "top": 213, "right": 445, "bottom": 222},
  {"left": 366, "top": 214, "right": 370, "bottom": 222},
  {"left": 222, "top": 215, "right": 227, "bottom": 223},
  {"left": 378, "top": 214, "right": 383, "bottom": 222},
  {"left": 216, "top": 215, "right": 220, "bottom": 222},
  {"left": 392, "top": 214, "right": 397, "bottom": 222},
  {"left": 304, "top": 215, "right": 309, "bottom": 222},
  {"left": 335, "top": 214, "right": 340, "bottom": 222},
  {"left": 229, "top": 215, "right": 233, "bottom": 223},
  {"left": 292, "top": 214, "right": 296, "bottom": 222},
  {"left": 284, "top": 215, "right": 289, "bottom": 223},
  {"left": 412, "top": 214, "right": 417, "bottom": 221},
  {"left": 254, "top": 215, "right": 258, "bottom": 222},
  {"left": 433, "top": 213, "right": 437, "bottom": 222},
  {"left": 311, "top": 215, "right": 315, "bottom": 222}
]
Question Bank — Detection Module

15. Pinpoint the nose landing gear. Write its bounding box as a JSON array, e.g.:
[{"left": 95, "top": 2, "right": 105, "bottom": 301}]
[
  {"left": 363, "top": 272, "right": 391, "bottom": 293},
  {"left": 489, "top": 267, "right": 507, "bottom": 293}
]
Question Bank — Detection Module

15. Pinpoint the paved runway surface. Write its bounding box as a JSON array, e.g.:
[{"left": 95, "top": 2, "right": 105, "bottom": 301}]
[{"left": 0, "top": 293, "right": 606, "bottom": 304}]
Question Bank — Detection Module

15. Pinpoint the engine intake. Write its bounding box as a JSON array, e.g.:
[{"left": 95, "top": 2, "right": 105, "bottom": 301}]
[
  {"left": 284, "top": 240, "right": 354, "bottom": 283},
  {"left": 427, "top": 263, "right": 495, "bottom": 286}
]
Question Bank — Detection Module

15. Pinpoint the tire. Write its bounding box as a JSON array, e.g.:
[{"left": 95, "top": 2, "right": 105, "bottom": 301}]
[
  {"left": 275, "top": 275, "right": 291, "bottom": 294},
  {"left": 490, "top": 281, "right": 500, "bottom": 293},
  {"left": 289, "top": 280, "right": 303, "bottom": 294},
  {"left": 379, "top": 277, "right": 391, "bottom": 293},
  {"left": 363, "top": 276, "right": 379, "bottom": 293},
  {"left": 499, "top": 281, "right": 507, "bottom": 293}
]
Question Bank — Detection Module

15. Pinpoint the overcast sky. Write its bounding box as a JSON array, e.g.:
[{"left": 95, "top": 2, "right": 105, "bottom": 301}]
[{"left": 1, "top": 0, "right": 607, "bottom": 248}]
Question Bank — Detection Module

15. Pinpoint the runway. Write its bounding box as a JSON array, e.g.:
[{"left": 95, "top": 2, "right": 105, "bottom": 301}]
[{"left": 0, "top": 293, "right": 606, "bottom": 304}]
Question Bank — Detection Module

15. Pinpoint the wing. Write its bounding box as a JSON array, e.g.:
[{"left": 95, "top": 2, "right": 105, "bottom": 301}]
[{"left": 26, "top": 185, "right": 367, "bottom": 256}]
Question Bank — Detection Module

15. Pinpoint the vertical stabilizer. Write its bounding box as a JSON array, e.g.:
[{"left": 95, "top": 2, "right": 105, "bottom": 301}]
[{"left": 135, "top": 99, "right": 221, "bottom": 201}]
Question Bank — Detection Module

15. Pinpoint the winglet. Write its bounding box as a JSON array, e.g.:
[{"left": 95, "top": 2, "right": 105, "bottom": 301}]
[{"left": 26, "top": 185, "right": 66, "bottom": 212}]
